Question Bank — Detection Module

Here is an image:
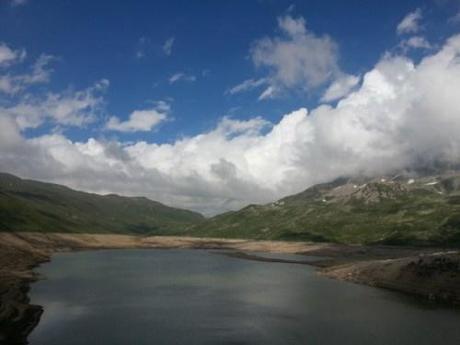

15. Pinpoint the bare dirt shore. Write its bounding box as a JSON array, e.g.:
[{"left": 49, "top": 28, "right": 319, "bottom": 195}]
[{"left": 1, "top": 232, "right": 459, "bottom": 344}]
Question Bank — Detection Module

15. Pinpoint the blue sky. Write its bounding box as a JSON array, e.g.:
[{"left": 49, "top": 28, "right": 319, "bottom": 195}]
[
  {"left": 2, "top": 0, "right": 460, "bottom": 214},
  {"left": 2, "top": 0, "right": 458, "bottom": 143}
]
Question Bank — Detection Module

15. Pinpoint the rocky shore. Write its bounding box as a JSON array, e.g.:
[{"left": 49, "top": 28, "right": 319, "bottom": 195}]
[
  {"left": 0, "top": 235, "right": 49, "bottom": 345},
  {"left": 0, "top": 232, "right": 459, "bottom": 344},
  {"left": 322, "top": 251, "right": 460, "bottom": 305}
]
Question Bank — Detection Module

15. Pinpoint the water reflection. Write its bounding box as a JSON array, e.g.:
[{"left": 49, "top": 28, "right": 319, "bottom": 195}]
[{"left": 29, "top": 249, "right": 460, "bottom": 345}]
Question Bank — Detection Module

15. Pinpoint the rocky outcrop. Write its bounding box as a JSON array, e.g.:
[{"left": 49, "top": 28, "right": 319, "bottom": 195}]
[
  {"left": 0, "top": 278, "right": 44, "bottom": 345},
  {"left": 0, "top": 235, "right": 51, "bottom": 345},
  {"left": 323, "top": 252, "right": 460, "bottom": 305}
]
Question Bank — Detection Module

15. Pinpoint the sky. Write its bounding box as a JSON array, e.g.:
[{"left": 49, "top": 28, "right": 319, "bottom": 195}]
[{"left": 2, "top": 0, "right": 460, "bottom": 215}]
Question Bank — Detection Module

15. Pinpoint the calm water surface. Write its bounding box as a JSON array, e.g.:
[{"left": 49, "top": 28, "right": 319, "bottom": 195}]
[{"left": 29, "top": 249, "right": 460, "bottom": 345}]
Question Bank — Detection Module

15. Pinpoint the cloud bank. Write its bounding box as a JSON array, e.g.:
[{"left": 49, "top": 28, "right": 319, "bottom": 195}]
[{"left": 2, "top": 35, "right": 460, "bottom": 215}]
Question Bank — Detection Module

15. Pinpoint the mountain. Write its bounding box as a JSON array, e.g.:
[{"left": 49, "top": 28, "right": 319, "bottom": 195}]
[
  {"left": 2, "top": 171, "right": 460, "bottom": 246},
  {"left": 0, "top": 173, "right": 204, "bottom": 234},
  {"left": 185, "top": 172, "right": 460, "bottom": 246}
]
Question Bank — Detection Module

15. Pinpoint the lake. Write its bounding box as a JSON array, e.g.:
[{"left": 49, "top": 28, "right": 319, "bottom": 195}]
[{"left": 29, "top": 249, "right": 460, "bottom": 345}]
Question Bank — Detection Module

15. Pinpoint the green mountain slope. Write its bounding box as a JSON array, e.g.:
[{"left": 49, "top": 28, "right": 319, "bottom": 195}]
[
  {"left": 186, "top": 173, "right": 460, "bottom": 246},
  {"left": 0, "top": 173, "right": 204, "bottom": 234}
]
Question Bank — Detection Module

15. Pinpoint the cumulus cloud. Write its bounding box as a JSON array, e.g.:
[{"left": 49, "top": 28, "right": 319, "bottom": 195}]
[
  {"left": 234, "top": 15, "right": 346, "bottom": 100},
  {"left": 0, "top": 45, "right": 106, "bottom": 130},
  {"left": 162, "top": 37, "right": 175, "bottom": 56},
  {"left": 2, "top": 79, "right": 108, "bottom": 129},
  {"left": 169, "top": 72, "right": 196, "bottom": 84},
  {"left": 106, "top": 108, "right": 168, "bottom": 132},
  {"left": 251, "top": 15, "right": 339, "bottom": 94},
  {"left": 3, "top": 35, "right": 460, "bottom": 215},
  {"left": 397, "top": 9, "right": 423, "bottom": 35}
]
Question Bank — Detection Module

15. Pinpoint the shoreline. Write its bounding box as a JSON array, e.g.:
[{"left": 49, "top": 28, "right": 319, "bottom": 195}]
[{"left": 1, "top": 232, "right": 459, "bottom": 344}]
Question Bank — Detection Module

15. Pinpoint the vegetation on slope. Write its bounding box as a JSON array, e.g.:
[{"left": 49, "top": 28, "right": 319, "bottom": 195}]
[
  {"left": 2, "top": 170, "right": 460, "bottom": 246},
  {"left": 186, "top": 173, "right": 460, "bottom": 246},
  {"left": 0, "top": 173, "right": 204, "bottom": 234}
]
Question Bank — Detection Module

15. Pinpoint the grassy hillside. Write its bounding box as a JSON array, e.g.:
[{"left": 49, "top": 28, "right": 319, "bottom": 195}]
[
  {"left": 0, "top": 173, "right": 204, "bottom": 234},
  {"left": 3, "top": 171, "right": 460, "bottom": 246},
  {"left": 186, "top": 173, "right": 460, "bottom": 246}
]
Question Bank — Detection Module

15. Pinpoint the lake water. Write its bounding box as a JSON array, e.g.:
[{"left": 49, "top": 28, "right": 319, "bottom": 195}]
[{"left": 29, "top": 249, "right": 460, "bottom": 345}]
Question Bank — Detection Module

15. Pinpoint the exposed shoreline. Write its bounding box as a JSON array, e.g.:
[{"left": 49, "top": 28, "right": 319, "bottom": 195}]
[{"left": 1, "top": 232, "right": 459, "bottom": 344}]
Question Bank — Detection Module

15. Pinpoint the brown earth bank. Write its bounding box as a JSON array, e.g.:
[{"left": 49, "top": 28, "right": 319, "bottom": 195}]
[{"left": 0, "top": 232, "right": 459, "bottom": 344}]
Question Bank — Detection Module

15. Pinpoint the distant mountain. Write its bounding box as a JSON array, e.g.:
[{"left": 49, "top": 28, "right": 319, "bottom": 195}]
[
  {"left": 186, "top": 172, "right": 460, "bottom": 246},
  {"left": 0, "top": 173, "right": 204, "bottom": 234},
  {"left": 3, "top": 171, "right": 460, "bottom": 246}
]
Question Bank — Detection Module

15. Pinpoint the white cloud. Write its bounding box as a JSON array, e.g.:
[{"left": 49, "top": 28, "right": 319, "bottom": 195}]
[
  {"left": 149, "top": 100, "right": 171, "bottom": 112},
  {"left": 236, "top": 15, "right": 343, "bottom": 100},
  {"left": 39, "top": 79, "right": 108, "bottom": 126},
  {"left": 163, "top": 37, "right": 175, "bottom": 56},
  {"left": 258, "top": 85, "right": 276, "bottom": 100},
  {"left": 0, "top": 43, "right": 26, "bottom": 66},
  {"left": 0, "top": 76, "right": 17, "bottom": 94},
  {"left": 23, "top": 54, "right": 54, "bottom": 84},
  {"left": 106, "top": 108, "right": 168, "bottom": 132},
  {"left": 321, "top": 74, "right": 360, "bottom": 102},
  {"left": 216, "top": 116, "right": 270, "bottom": 136},
  {"left": 3, "top": 35, "right": 460, "bottom": 215},
  {"left": 2, "top": 79, "right": 109, "bottom": 129},
  {"left": 0, "top": 47, "right": 105, "bottom": 130},
  {"left": 0, "top": 53, "right": 54, "bottom": 94},
  {"left": 169, "top": 72, "right": 196, "bottom": 84},
  {"left": 397, "top": 9, "right": 423, "bottom": 35},
  {"left": 277, "top": 14, "right": 307, "bottom": 36},
  {"left": 226, "top": 78, "right": 267, "bottom": 95},
  {"left": 400, "top": 36, "right": 432, "bottom": 51}
]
